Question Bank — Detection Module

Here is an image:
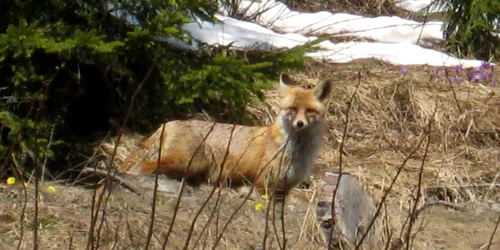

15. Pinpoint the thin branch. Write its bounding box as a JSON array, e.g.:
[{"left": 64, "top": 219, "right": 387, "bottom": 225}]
[
  {"left": 145, "top": 122, "right": 167, "bottom": 250},
  {"left": 405, "top": 100, "right": 437, "bottom": 250},
  {"left": 87, "top": 52, "right": 163, "bottom": 250},
  {"left": 486, "top": 213, "right": 500, "bottom": 250},
  {"left": 328, "top": 71, "right": 362, "bottom": 249},
  {"left": 182, "top": 124, "right": 238, "bottom": 250},
  {"left": 161, "top": 121, "right": 219, "bottom": 249},
  {"left": 355, "top": 126, "right": 429, "bottom": 249},
  {"left": 444, "top": 69, "right": 463, "bottom": 113}
]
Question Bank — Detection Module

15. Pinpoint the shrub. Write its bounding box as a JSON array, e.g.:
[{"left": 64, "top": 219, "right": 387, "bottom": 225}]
[
  {"left": 0, "top": 0, "right": 311, "bottom": 177},
  {"left": 435, "top": 0, "right": 500, "bottom": 60}
]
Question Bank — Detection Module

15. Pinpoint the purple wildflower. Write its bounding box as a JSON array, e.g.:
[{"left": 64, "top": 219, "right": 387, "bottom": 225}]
[
  {"left": 431, "top": 67, "right": 439, "bottom": 75},
  {"left": 485, "top": 71, "right": 494, "bottom": 80},
  {"left": 401, "top": 66, "right": 409, "bottom": 74},
  {"left": 492, "top": 81, "right": 498, "bottom": 88},
  {"left": 473, "top": 72, "right": 483, "bottom": 82},
  {"left": 466, "top": 71, "right": 474, "bottom": 81},
  {"left": 455, "top": 64, "right": 463, "bottom": 73},
  {"left": 450, "top": 76, "right": 463, "bottom": 83},
  {"left": 481, "top": 61, "right": 491, "bottom": 70}
]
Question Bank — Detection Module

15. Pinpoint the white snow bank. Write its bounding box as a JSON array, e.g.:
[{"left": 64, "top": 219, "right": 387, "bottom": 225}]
[
  {"left": 224, "top": 0, "right": 444, "bottom": 45},
  {"left": 109, "top": 0, "right": 488, "bottom": 68},
  {"left": 164, "top": 14, "right": 484, "bottom": 67},
  {"left": 307, "top": 41, "right": 480, "bottom": 67}
]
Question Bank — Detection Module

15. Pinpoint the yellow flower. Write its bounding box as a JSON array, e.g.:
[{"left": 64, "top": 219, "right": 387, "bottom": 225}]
[
  {"left": 254, "top": 202, "right": 264, "bottom": 211},
  {"left": 6, "top": 177, "right": 16, "bottom": 185},
  {"left": 47, "top": 186, "right": 56, "bottom": 192}
]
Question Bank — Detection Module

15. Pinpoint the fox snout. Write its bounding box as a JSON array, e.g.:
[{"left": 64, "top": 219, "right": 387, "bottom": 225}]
[
  {"left": 291, "top": 110, "right": 310, "bottom": 130},
  {"left": 295, "top": 120, "right": 304, "bottom": 129}
]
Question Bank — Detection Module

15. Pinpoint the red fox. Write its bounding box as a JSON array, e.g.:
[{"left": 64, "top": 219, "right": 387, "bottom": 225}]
[{"left": 119, "top": 74, "right": 332, "bottom": 197}]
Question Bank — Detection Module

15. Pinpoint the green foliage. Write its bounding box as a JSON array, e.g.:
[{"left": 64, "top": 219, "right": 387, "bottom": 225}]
[
  {"left": 0, "top": 0, "right": 309, "bottom": 175},
  {"left": 434, "top": 0, "right": 500, "bottom": 60}
]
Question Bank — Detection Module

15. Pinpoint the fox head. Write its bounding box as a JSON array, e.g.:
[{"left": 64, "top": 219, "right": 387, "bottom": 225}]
[{"left": 278, "top": 74, "right": 332, "bottom": 131}]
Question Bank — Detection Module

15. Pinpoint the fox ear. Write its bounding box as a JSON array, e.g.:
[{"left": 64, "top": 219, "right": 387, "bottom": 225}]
[
  {"left": 314, "top": 79, "right": 332, "bottom": 101},
  {"left": 279, "top": 73, "right": 294, "bottom": 95}
]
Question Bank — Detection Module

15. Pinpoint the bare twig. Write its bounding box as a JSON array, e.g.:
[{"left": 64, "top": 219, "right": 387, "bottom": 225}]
[
  {"left": 182, "top": 124, "right": 238, "bottom": 250},
  {"left": 87, "top": 52, "right": 163, "bottom": 250},
  {"left": 145, "top": 122, "right": 167, "bottom": 250},
  {"left": 212, "top": 141, "right": 292, "bottom": 250},
  {"left": 355, "top": 125, "right": 429, "bottom": 249},
  {"left": 161, "top": 121, "right": 219, "bottom": 249},
  {"left": 405, "top": 100, "right": 437, "bottom": 250},
  {"left": 444, "top": 69, "right": 463, "bottom": 113},
  {"left": 486, "top": 213, "right": 500, "bottom": 250},
  {"left": 41, "top": 123, "right": 55, "bottom": 182},
  {"left": 328, "top": 70, "right": 362, "bottom": 249},
  {"left": 79, "top": 167, "right": 142, "bottom": 195}
]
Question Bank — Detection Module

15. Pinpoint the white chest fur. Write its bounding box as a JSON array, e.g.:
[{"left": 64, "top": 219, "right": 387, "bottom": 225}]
[{"left": 279, "top": 119, "right": 324, "bottom": 189}]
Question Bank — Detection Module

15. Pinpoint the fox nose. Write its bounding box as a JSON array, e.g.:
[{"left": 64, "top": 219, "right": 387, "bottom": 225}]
[{"left": 296, "top": 120, "right": 304, "bottom": 128}]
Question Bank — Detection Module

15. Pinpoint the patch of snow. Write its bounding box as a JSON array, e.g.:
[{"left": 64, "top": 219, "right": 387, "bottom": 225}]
[
  {"left": 226, "top": 0, "right": 444, "bottom": 44},
  {"left": 109, "top": 0, "right": 490, "bottom": 68},
  {"left": 307, "top": 41, "right": 482, "bottom": 67}
]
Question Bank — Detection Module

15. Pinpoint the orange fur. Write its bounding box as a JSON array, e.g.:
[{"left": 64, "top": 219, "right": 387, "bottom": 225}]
[{"left": 119, "top": 74, "right": 332, "bottom": 195}]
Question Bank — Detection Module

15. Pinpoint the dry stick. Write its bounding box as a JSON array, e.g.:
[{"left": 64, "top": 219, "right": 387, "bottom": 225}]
[
  {"left": 355, "top": 125, "right": 429, "bottom": 249},
  {"left": 32, "top": 110, "right": 40, "bottom": 250},
  {"left": 79, "top": 167, "right": 142, "bottom": 195},
  {"left": 144, "top": 122, "right": 167, "bottom": 250},
  {"left": 69, "top": 233, "right": 74, "bottom": 250},
  {"left": 32, "top": 79, "right": 51, "bottom": 250},
  {"left": 11, "top": 97, "right": 38, "bottom": 250},
  {"left": 270, "top": 136, "right": 292, "bottom": 250},
  {"left": 161, "top": 121, "right": 219, "bottom": 249},
  {"left": 190, "top": 122, "right": 266, "bottom": 249},
  {"left": 13, "top": 154, "right": 29, "bottom": 250},
  {"left": 87, "top": 53, "right": 162, "bottom": 250},
  {"left": 328, "top": 71, "right": 362, "bottom": 249},
  {"left": 405, "top": 100, "right": 437, "bottom": 250},
  {"left": 414, "top": 3, "right": 430, "bottom": 46},
  {"left": 382, "top": 203, "right": 393, "bottom": 250},
  {"left": 279, "top": 137, "right": 295, "bottom": 250},
  {"left": 263, "top": 181, "right": 274, "bottom": 249},
  {"left": 214, "top": 185, "right": 223, "bottom": 244},
  {"left": 182, "top": 124, "right": 238, "bottom": 250},
  {"left": 444, "top": 69, "right": 463, "bottom": 113},
  {"left": 486, "top": 213, "right": 500, "bottom": 250},
  {"left": 192, "top": 186, "right": 223, "bottom": 249},
  {"left": 265, "top": 134, "right": 293, "bottom": 250},
  {"left": 41, "top": 124, "right": 55, "bottom": 182},
  {"left": 261, "top": 139, "right": 289, "bottom": 249},
  {"left": 212, "top": 143, "right": 291, "bottom": 250}
]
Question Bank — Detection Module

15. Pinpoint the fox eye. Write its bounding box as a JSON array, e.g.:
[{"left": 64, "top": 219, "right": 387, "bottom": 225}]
[
  {"left": 306, "top": 108, "right": 316, "bottom": 114},
  {"left": 288, "top": 107, "right": 297, "bottom": 113}
]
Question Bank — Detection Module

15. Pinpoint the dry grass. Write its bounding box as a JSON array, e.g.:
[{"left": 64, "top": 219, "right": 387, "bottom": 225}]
[
  {"left": 0, "top": 181, "right": 324, "bottom": 249},
  {"left": 1, "top": 59, "right": 500, "bottom": 249}
]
